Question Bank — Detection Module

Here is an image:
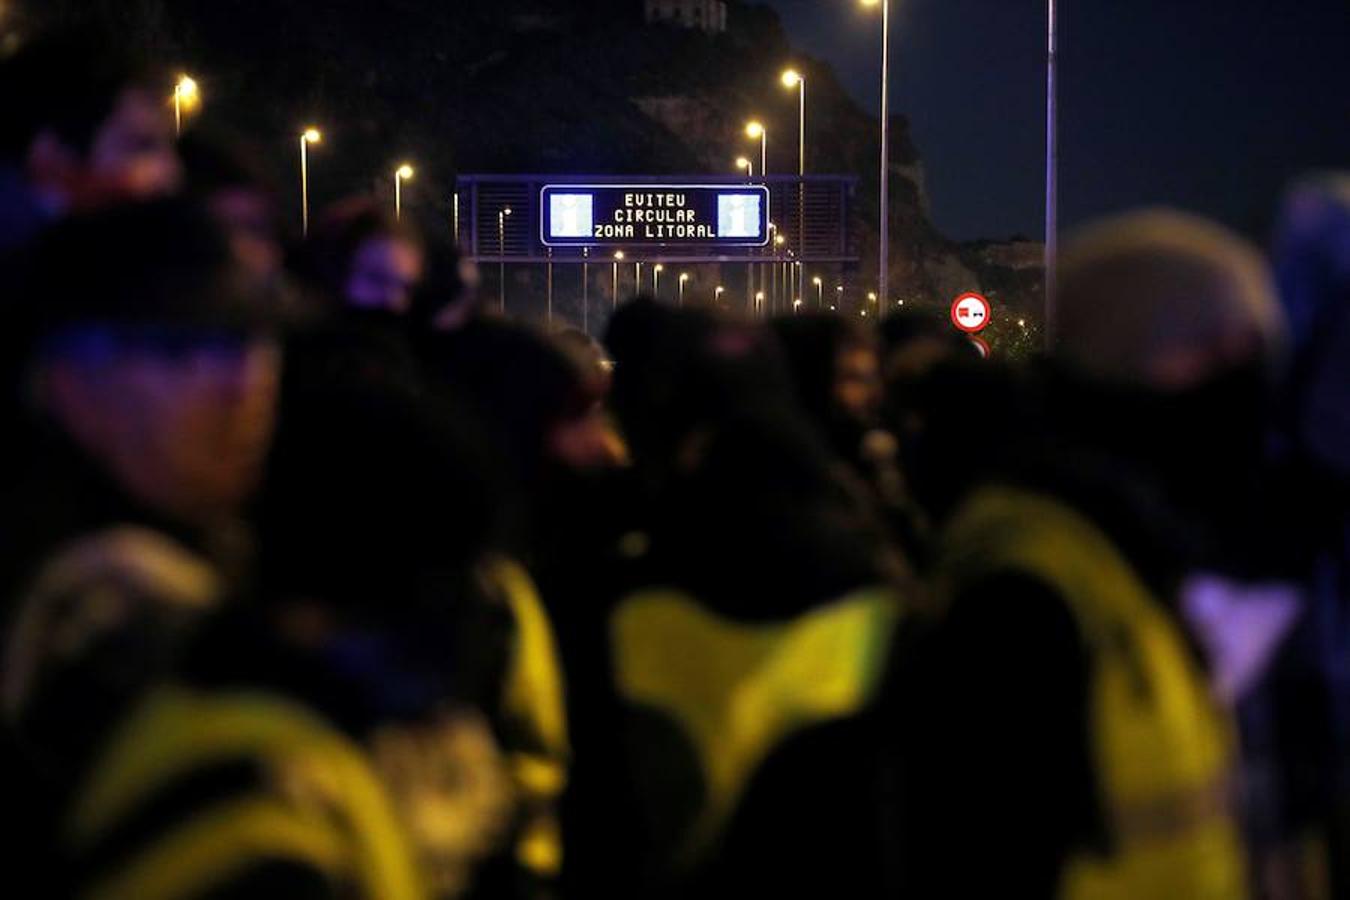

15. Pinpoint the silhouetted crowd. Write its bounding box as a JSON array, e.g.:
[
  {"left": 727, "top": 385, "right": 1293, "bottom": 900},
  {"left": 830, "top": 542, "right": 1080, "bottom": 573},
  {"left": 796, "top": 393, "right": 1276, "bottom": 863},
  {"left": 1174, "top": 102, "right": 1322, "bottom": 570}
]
[{"left": 2, "top": 26, "right": 1350, "bottom": 900}]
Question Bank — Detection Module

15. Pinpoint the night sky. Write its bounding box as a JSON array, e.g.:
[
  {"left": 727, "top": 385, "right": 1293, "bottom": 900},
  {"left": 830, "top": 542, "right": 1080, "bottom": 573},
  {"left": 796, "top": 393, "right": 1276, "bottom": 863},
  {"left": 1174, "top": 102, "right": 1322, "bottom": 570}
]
[{"left": 764, "top": 0, "right": 1350, "bottom": 242}]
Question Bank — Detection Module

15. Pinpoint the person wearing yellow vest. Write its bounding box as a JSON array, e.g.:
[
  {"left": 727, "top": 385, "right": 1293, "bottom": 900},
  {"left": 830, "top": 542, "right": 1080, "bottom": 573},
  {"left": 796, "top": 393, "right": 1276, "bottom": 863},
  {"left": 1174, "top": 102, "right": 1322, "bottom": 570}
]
[{"left": 890, "top": 210, "right": 1286, "bottom": 899}]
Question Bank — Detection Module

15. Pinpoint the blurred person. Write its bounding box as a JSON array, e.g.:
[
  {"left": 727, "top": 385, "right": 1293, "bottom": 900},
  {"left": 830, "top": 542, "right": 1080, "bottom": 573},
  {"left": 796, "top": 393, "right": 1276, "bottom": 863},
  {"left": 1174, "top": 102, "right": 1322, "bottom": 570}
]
[
  {"left": 772, "top": 312, "right": 929, "bottom": 562},
  {"left": 566, "top": 300, "right": 907, "bottom": 899},
  {"left": 179, "top": 127, "right": 287, "bottom": 288},
  {"left": 135, "top": 377, "right": 525, "bottom": 900},
  {"left": 1237, "top": 174, "right": 1350, "bottom": 899},
  {"left": 892, "top": 210, "right": 1285, "bottom": 899},
  {"left": 0, "top": 27, "right": 180, "bottom": 254},
  {"left": 299, "top": 196, "right": 426, "bottom": 317},
  {"left": 771, "top": 313, "right": 884, "bottom": 467},
  {"left": 0, "top": 199, "right": 282, "bottom": 896}
]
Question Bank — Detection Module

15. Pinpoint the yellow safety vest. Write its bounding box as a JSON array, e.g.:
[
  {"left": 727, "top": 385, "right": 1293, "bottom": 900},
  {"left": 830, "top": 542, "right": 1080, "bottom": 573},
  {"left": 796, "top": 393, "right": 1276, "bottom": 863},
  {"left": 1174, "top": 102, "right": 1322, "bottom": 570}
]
[
  {"left": 67, "top": 685, "right": 426, "bottom": 900},
  {"left": 610, "top": 586, "right": 902, "bottom": 866},
  {"left": 485, "top": 557, "right": 570, "bottom": 879},
  {"left": 935, "top": 486, "right": 1249, "bottom": 900}
]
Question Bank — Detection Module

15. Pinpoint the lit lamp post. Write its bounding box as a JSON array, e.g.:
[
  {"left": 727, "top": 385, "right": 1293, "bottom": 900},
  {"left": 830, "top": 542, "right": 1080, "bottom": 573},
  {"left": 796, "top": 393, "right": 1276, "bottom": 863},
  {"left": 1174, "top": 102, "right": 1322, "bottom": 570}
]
[
  {"left": 679, "top": 272, "right": 689, "bottom": 307},
  {"left": 868, "top": 291, "right": 878, "bottom": 318},
  {"left": 714, "top": 285, "right": 725, "bottom": 306},
  {"left": 394, "top": 163, "right": 414, "bottom": 220},
  {"left": 173, "top": 75, "right": 199, "bottom": 136},
  {"left": 653, "top": 263, "right": 664, "bottom": 296},
  {"left": 613, "top": 251, "right": 625, "bottom": 308},
  {"left": 861, "top": 0, "right": 891, "bottom": 310},
  {"left": 735, "top": 156, "right": 754, "bottom": 182},
  {"left": 299, "top": 127, "right": 322, "bottom": 236},
  {"left": 781, "top": 69, "right": 806, "bottom": 267},
  {"left": 755, "top": 291, "right": 765, "bottom": 316},
  {"left": 813, "top": 275, "right": 823, "bottom": 309},
  {"left": 836, "top": 284, "right": 844, "bottom": 313},
  {"left": 745, "top": 121, "right": 767, "bottom": 178},
  {"left": 498, "top": 207, "right": 512, "bottom": 313}
]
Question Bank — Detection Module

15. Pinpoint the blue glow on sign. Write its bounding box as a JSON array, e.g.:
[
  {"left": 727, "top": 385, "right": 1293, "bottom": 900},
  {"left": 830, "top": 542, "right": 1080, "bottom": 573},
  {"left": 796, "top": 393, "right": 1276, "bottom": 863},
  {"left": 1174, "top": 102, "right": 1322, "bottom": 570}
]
[
  {"left": 539, "top": 184, "right": 771, "bottom": 247},
  {"left": 549, "top": 194, "right": 594, "bottom": 238},
  {"left": 717, "top": 194, "right": 762, "bottom": 238}
]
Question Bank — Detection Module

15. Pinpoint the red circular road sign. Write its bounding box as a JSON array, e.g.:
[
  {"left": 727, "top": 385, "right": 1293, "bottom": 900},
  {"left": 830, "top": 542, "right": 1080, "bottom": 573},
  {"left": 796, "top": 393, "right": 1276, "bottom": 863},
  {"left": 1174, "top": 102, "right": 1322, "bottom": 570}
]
[{"left": 951, "top": 292, "right": 992, "bottom": 334}]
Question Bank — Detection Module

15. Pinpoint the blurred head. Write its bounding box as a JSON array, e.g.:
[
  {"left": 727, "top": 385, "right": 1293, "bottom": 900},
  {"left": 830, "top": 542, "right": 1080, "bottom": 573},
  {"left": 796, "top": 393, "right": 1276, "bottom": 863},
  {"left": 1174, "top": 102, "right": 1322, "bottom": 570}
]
[
  {"left": 429, "top": 321, "right": 624, "bottom": 480},
  {"left": 1056, "top": 209, "right": 1284, "bottom": 391},
  {"left": 302, "top": 198, "right": 425, "bottom": 315},
  {"left": 1055, "top": 211, "right": 1287, "bottom": 564},
  {"left": 0, "top": 28, "right": 181, "bottom": 210},
  {"left": 179, "top": 128, "right": 284, "bottom": 285},
  {"left": 771, "top": 314, "right": 882, "bottom": 460},
  {"left": 23, "top": 200, "right": 283, "bottom": 523}
]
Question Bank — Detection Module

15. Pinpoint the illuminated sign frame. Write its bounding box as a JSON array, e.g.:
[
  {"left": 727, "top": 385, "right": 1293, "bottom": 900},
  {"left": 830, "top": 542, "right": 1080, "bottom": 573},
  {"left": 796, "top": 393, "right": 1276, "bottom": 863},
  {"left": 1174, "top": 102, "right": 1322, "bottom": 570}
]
[{"left": 539, "top": 183, "right": 771, "bottom": 248}]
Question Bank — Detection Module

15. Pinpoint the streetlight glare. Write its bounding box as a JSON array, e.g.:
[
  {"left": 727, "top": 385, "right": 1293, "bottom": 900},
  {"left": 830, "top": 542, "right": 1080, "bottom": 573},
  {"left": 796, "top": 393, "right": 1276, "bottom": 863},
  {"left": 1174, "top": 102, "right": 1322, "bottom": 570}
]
[
  {"left": 781, "top": 69, "right": 802, "bottom": 88},
  {"left": 614, "top": 250, "right": 625, "bottom": 260},
  {"left": 302, "top": 128, "right": 322, "bottom": 143},
  {"left": 735, "top": 157, "right": 751, "bottom": 169},
  {"left": 396, "top": 163, "right": 414, "bottom": 180},
  {"left": 503, "top": 207, "right": 512, "bottom": 216},
  {"left": 654, "top": 264, "right": 664, "bottom": 272},
  {"left": 745, "top": 121, "right": 764, "bottom": 139},
  {"left": 812, "top": 276, "right": 822, "bottom": 285},
  {"left": 860, "top": 0, "right": 880, "bottom": 7},
  {"left": 176, "top": 75, "right": 199, "bottom": 104},
  {"left": 680, "top": 273, "right": 689, "bottom": 281}
]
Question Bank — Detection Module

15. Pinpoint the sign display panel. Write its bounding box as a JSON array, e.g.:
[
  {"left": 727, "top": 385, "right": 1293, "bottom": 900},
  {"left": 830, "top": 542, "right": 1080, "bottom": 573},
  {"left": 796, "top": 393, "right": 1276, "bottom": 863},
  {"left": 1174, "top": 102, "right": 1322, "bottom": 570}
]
[{"left": 541, "top": 184, "right": 770, "bottom": 247}]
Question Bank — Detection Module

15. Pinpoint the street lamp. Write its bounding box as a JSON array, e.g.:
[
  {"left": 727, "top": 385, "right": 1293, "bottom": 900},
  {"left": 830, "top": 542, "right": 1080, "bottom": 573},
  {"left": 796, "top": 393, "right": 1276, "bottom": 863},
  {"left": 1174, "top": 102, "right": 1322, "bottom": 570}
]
[
  {"left": 173, "top": 75, "right": 199, "bottom": 135},
  {"left": 793, "top": 299, "right": 803, "bottom": 314},
  {"left": 813, "top": 275, "right": 823, "bottom": 308},
  {"left": 394, "top": 163, "right": 414, "bottom": 220},
  {"left": 745, "top": 121, "right": 767, "bottom": 177},
  {"left": 868, "top": 291, "right": 878, "bottom": 318},
  {"left": 861, "top": 0, "right": 891, "bottom": 313},
  {"left": 679, "top": 272, "right": 689, "bottom": 307},
  {"left": 613, "top": 250, "right": 625, "bottom": 309},
  {"left": 653, "top": 263, "right": 664, "bottom": 296},
  {"left": 498, "top": 207, "right": 512, "bottom": 313},
  {"left": 755, "top": 291, "right": 765, "bottom": 316},
  {"left": 714, "top": 285, "right": 725, "bottom": 306},
  {"left": 299, "top": 127, "right": 322, "bottom": 236},
  {"left": 781, "top": 68, "right": 806, "bottom": 264},
  {"left": 735, "top": 156, "right": 753, "bottom": 181}
]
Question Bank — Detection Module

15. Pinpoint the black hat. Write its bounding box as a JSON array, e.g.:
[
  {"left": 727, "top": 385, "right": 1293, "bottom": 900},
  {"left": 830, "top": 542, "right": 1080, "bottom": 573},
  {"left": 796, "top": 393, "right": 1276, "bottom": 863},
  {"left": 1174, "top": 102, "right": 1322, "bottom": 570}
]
[{"left": 19, "top": 198, "right": 284, "bottom": 340}]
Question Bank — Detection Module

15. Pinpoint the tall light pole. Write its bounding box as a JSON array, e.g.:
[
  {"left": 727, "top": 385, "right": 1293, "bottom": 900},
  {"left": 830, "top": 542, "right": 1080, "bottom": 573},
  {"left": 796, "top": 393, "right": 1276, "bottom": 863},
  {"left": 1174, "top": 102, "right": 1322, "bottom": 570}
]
[
  {"left": 862, "top": 0, "right": 890, "bottom": 307},
  {"left": 714, "top": 285, "right": 725, "bottom": 306},
  {"left": 1045, "top": 0, "right": 1058, "bottom": 348},
  {"left": 736, "top": 157, "right": 754, "bottom": 182},
  {"left": 613, "top": 251, "right": 624, "bottom": 309},
  {"left": 582, "top": 247, "right": 590, "bottom": 336},
  {"left": 299, "top": 128, "right": 322, "bottom": 237},
  {"left": 813, "top": 275, "right": 823, "bottom": 309},
  {"left": 775, "top": 233, "right": 787, "bottom": 312},
  {"left": 394, "top": 163, "right": 414, "bottom": 220},
  {"left": 174, "top": 75, "right": 199, "bottom": 136},
  {"left": 782, "top": 69, "right": 806, "bottom": 268},
  {"left": 498, "top": 207, "right": 512, "bottom": 313},
  {"left": 679, "top": 272, "right": 689, "bottom": 307},
  {"left": 653, "top": 263, "right": 664, "bottom": 297}
]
